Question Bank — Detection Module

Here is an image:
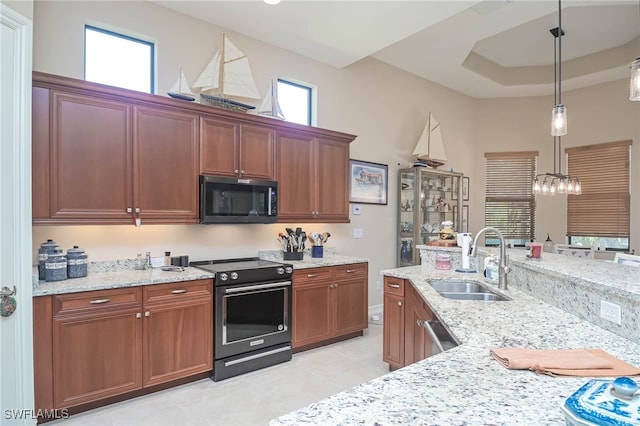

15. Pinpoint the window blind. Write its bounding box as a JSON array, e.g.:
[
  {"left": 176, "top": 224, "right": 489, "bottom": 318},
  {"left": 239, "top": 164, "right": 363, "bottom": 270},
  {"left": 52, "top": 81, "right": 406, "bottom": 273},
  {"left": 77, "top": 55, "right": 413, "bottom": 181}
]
[
  {"left": 484, "top": 151, "right": 538, "bottom": 243},
  {"left": 566, "top": 140, "right": 631, "bottom": 238}
]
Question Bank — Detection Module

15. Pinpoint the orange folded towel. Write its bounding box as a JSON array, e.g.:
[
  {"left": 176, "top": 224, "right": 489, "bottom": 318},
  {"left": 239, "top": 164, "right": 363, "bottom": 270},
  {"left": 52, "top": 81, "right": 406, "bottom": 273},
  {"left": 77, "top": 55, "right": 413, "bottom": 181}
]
[{"left": 490, "top": 348, "right": 640, "bottom": 377}]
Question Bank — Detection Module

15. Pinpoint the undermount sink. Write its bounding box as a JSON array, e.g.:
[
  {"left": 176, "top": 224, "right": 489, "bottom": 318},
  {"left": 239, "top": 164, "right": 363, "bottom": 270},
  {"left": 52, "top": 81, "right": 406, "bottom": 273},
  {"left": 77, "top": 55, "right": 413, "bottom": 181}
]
[{"left": 428, "top": 279, "right": 510, "bottom": 302}]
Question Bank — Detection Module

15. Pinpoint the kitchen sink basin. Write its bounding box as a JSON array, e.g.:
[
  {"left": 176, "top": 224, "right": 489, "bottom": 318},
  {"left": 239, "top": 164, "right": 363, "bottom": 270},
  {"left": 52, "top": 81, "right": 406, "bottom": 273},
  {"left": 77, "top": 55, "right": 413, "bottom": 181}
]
[
  {"left": 428, "top": 279, "right": 510, "bottom": 302},
  {"left": 437, "top": 292, "right": 509, "bottom": 301},
  {"left": 429, "top": 280, "right": 486, "bottom": 293}
]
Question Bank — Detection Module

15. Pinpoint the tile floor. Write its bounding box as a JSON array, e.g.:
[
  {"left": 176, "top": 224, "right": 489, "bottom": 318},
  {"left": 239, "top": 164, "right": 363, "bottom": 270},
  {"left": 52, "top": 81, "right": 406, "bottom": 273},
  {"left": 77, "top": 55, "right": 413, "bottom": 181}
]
[{"left": 52, "top": 322, "right": 386, "bottom": 426}]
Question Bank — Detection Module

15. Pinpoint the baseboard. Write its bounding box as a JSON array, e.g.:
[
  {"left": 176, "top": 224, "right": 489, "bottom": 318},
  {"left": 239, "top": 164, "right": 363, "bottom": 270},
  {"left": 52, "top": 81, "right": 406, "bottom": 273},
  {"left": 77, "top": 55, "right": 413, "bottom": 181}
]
[{"left": 368, "top": 304, "right": 383, "bottom": 324}]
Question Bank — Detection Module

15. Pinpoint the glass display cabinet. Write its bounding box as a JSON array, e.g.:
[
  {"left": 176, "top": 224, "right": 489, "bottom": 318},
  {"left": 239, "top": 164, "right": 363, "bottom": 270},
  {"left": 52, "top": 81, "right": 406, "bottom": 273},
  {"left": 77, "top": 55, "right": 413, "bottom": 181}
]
[{"left": 398, "top": 167, "right": 463, "bottom": 266}]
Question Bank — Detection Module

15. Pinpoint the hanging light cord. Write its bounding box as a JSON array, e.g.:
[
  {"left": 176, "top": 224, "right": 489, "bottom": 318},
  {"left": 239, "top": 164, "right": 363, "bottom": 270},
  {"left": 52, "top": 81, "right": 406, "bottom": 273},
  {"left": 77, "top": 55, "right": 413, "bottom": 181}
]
[{"left": 557, "top": 0, "right": 562, "bottom": 106}]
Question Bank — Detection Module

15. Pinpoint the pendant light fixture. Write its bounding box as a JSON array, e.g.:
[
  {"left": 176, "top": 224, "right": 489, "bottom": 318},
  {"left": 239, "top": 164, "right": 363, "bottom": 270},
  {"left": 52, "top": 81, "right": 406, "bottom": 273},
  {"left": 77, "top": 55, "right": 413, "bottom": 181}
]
[
  {"left": 550, "top": 0, "right": 567, "bottom": 136},
  {"left": 532, "top": 25, "right": 581, "bottom": 196},
  {"left": 630, "top": 0, "right": 640, "bottom": 101}
]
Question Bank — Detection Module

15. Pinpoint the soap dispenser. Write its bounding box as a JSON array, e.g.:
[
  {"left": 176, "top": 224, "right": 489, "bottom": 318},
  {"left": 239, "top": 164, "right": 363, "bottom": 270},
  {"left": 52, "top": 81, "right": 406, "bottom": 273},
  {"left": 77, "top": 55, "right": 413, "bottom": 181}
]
[{"left": 543, "top": 234, "right": 554, "bottom": 253}]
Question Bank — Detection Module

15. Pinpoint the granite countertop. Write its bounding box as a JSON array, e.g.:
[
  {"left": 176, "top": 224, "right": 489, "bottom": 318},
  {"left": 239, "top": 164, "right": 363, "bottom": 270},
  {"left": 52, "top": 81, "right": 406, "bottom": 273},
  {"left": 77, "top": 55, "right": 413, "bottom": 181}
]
[
  {"left": 33, "top": 252, "right": 368, "bottom": 296},
  {"left": 271, "top": 261, "right": 640, "bottom": 425}
]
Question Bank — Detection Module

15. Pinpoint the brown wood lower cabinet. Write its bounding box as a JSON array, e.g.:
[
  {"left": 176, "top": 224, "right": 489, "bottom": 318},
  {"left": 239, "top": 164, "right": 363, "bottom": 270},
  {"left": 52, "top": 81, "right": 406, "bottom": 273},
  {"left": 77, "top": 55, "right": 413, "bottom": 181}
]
[
  {"left": 142, "top": 280, "right": 213, "bottom": 387},
  {"left": 292, "top": 263, "right": 368, "bottom": 351},
  {"left": 34, "top": 279, "right": 213, "bottom": 413},
  {"left": 382, "top": 275, "right": 436, "bottom": 370}
]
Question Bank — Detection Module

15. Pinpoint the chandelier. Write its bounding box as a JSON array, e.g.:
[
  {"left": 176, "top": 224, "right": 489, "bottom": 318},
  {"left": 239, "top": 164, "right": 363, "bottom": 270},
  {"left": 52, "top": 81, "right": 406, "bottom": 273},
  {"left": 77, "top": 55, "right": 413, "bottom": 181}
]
[{"left": 532, "top": 21, "right": 581, "bottom": 196}]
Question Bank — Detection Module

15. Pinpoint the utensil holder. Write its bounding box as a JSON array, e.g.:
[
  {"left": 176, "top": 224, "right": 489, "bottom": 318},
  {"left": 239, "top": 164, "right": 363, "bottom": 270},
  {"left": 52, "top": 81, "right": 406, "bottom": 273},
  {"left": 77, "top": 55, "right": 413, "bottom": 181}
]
[
  {"left": 311, "top": 246, "right": 323, "bottom": 258},
  {"left": 283, "top": 251, "right": 303, "bottom": 261}
]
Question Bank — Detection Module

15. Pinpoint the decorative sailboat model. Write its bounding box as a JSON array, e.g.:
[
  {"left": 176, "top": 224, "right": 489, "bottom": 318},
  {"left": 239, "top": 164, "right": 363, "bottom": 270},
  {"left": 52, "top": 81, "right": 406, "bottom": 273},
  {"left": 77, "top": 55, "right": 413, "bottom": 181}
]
[
  {"left": 258, "top": 79, "right": 285, "bottom": 120},
  {"left": 193, "top": 33, "right": 260, "bottom": 112},
  {"left": 167, "top": 67, "right": 195, "bottom": 101},
  {"left": 412, "top": 112, "right": 447, "bottom": 168}
]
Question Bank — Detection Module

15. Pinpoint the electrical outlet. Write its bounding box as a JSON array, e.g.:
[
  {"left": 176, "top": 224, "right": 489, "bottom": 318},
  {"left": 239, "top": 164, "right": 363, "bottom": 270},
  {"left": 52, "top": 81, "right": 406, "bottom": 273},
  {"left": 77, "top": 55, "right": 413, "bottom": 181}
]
[
  {"left": 353, "top": 228, "right": 363, "bottom": 239},
  {"left": 600, "top": 300, "right": 622, "bottom": 325},
  {"left": 376, "top": 280, "right": 381, "bottom": 291}
]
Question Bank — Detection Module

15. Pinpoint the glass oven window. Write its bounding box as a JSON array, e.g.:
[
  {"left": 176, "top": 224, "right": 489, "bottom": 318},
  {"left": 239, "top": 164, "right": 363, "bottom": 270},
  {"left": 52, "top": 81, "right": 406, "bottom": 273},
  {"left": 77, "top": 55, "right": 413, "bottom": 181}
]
[{"left": 224, "top": 288, "right": 286, "bottom": 344}]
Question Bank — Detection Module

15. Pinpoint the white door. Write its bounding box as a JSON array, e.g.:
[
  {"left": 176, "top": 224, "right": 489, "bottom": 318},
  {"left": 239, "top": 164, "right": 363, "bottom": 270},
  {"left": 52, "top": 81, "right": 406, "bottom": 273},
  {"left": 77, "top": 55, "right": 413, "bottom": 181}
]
[{"left": 0, "top": 4, "right": 34, "bottom": 425}]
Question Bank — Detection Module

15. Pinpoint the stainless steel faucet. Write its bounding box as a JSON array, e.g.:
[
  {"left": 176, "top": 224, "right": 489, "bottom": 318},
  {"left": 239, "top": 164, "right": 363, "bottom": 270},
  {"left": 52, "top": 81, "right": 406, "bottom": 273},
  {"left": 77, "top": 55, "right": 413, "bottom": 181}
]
[{"left": 470, "top": 227, "right": 509, "bottom": 290}]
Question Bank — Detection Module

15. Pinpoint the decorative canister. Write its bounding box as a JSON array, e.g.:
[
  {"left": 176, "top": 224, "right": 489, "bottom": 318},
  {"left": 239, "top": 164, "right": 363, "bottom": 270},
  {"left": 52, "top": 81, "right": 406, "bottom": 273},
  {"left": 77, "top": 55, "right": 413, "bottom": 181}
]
[
  {"left": 38, "top": 239, "right": 60, "bottom": 280},
  {"left": 66, "top": 245, "right": 88, "bottom": 278},
  {"left": 45, "top": 248, "right": 67, "bottom": 282},
  {"left": 436, "top": 253, "right": 451, "bottom": 270}
]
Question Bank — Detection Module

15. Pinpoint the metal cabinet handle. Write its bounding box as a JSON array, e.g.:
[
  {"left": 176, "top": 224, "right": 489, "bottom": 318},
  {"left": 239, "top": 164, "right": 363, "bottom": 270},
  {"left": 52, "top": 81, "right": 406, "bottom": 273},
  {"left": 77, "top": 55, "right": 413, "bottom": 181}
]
[
  {"left": 346, "top": 269, "right": 356, "bottom": 273},
  {"left": 307, "top": 274, "right": 317, "bottom": 278},
  {"left": 234, "top": 169, "right": 239, "bottom": 173},
  {"left": 388, "top": 283, "right": 400, "bottom": 288},
  {"left": 171, "top": 289, "right": 187, "bottom": 294},
  {"left": 145, "top": 311, "right": 150, "bottom": 317},
  {"left": 136, "top": 312, "right": 142, "bottom": 319},
  {"left": 89, "top": 298, "right": 110, "bottom": 304},
  {"left": 397, "top": 301, "right": 403, "bottom": 307},
  {"left": 135, "top": 207, "right": 140, "bottom": 214}
]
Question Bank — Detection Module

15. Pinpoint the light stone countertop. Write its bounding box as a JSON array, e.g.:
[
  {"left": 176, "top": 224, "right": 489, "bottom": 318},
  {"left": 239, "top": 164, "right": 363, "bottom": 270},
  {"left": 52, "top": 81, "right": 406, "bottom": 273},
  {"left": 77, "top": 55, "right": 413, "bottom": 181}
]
[
  {"left": 270, "top": 257, "right": 640, "bottom": 425},
  {"left": 33, "top": 252, "right": 367, "bottom": 296}
]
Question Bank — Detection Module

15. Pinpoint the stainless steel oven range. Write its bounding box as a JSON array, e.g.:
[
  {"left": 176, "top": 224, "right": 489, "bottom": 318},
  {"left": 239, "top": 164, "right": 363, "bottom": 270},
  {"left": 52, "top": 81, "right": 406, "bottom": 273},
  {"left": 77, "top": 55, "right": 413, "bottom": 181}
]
[{"left": 190, "top": 258, "right": 293, "bottom": 381}]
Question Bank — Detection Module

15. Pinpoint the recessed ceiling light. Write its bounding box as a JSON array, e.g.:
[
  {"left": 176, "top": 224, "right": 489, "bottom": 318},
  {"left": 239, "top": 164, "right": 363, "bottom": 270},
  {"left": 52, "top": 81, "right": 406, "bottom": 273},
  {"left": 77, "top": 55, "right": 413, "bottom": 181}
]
[{"left": 264, "top": 0, "right": 280, "bottom": 5}]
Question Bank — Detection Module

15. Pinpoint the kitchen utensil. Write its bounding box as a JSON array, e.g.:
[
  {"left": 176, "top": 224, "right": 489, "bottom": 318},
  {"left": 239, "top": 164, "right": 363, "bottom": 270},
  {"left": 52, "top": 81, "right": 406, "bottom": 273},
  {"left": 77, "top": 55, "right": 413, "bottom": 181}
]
[{"left": 322, "top": 232, "right": 331, "bottom": 244}]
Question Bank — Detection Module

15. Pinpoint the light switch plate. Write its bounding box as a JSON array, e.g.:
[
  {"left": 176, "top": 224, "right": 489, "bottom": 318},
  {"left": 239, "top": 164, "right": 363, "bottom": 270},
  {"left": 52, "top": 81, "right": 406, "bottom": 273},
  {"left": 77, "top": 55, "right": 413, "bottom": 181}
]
[
  {"left": 352, "top": 204, "right": 362, "bottom": 215},
  {"left": 353, "top": 228, "right": 363, "bottom": 239}
]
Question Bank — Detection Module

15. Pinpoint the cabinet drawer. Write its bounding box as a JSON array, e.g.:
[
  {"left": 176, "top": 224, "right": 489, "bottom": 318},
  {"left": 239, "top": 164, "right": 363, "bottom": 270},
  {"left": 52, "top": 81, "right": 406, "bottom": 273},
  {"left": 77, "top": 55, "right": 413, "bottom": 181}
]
[
  {"left": 54, "top": 287, "right": 142, "bottom": 317},
  {"left": 143, "top": 279, "right": 213, "bottom": 305},
  {"left": 383, "top": 276, "right": 405, "bottom": 296},
  {"left": 293, "top": 267, "right": 333, "bottom": 286},
  {"left": 334, "top": 263, "right": 367, "bottom": 280}
]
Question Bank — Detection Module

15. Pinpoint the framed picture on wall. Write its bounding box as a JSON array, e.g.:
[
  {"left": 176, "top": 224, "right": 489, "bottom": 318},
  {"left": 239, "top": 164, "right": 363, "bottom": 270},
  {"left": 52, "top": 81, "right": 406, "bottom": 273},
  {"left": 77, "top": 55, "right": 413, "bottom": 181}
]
[
  {"left": 462, "top": 205, "right": 469, "bottom": 233},
  {"left": 462, "top": 177, "right": 470, "bottom": 201},
  {"left": 349, "top": 159, "right": 388, "bottom": 205}
]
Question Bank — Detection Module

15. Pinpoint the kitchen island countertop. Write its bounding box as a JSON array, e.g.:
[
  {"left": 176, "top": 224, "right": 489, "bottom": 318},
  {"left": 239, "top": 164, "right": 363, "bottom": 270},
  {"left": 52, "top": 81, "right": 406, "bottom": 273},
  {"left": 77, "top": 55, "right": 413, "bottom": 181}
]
[{"left": 270, "top": 259, "right": 640, "bottom": 425}]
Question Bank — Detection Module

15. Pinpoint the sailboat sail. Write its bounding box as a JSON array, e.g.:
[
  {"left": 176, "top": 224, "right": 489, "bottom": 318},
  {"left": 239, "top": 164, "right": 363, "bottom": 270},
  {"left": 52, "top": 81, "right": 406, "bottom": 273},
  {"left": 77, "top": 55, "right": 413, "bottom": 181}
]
[
  {"left": 412, "top": 112, "right": 447, "bottom": 167},
  {"left": 259, "top": 79, "right": 285, "bottom": 120},
  {"left": 167, "top": 67, "right": 195, "bottom": 101},
  {"left": 193, "top": 34, "right": 260, "bottom": 100}
]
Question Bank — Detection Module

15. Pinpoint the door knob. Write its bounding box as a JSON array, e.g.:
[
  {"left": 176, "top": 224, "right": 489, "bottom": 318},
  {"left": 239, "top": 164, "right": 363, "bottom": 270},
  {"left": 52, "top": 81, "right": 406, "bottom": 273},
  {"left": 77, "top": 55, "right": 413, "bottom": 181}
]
[{"left": 1, "top": 286, "right": 17, "bottom": 317}]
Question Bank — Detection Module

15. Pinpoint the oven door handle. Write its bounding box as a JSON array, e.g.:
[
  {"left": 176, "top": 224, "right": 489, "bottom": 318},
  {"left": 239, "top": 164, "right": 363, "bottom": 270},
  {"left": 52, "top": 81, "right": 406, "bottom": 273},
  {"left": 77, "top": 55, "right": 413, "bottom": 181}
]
[{"left": 224, "top": 281, "right": 292, "bottom": 294}]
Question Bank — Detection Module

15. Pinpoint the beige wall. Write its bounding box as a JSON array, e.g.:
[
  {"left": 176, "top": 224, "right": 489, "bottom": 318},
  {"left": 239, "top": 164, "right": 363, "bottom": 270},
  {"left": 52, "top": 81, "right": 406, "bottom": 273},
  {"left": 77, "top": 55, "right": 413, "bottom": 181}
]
[{"left": 30, "top": 1, "right": 638, "bottom": 310}]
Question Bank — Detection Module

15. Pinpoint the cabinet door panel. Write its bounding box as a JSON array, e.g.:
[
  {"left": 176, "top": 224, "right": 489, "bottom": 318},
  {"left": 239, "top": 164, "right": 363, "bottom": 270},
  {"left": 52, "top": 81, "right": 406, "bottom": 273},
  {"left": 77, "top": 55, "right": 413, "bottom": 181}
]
[
  {"left": 239, "top": 124, "right": 275, "bottom": 179},
  {"left": 383, "top": 293, "right": 404, "bottom": 369},
  {"left": 292, "top": 282, "right": 332, "bottom": 348},
  {"left": 51, "top": 91, "right": 132, "bottom": 219},
  {"left": 316, "top": 138, "right": 349, "bottom": 221},
  {"left": 334, "top": 278, "right": 367, "bottom": 336},
  {"left": 200, "top": 116, "right": 238, "bottom": 177},
  {"left": 53, "top": 308, "right": 142, "bottom": 408},
  {"left": 134, "top": 106, "right": 199, "bottom": 220},
  {"left": 32, "top": 86, "right": 51, "bottom": 219},
  {"left": 276, "top": 132, "right": 315, "bottom": 220},
  {"left": 143, "top": 299, "right": 213, "bottom": 387}
]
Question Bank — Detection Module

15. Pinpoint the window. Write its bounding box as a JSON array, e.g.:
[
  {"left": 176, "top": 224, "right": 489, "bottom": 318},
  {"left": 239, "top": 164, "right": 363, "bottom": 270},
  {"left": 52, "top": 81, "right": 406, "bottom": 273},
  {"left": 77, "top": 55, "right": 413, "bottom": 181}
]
[
  {"left": 277, "top": 79, "right": 312, "bottom": 126},
  {"left": 84, "top": 25, "right": 154, "bottom": 93},
  {"left": 566, "top": 140, "right": 631, "bottom": 251},
  {"left": 484, "top": 151, "right": 538, "bottom": 246}
]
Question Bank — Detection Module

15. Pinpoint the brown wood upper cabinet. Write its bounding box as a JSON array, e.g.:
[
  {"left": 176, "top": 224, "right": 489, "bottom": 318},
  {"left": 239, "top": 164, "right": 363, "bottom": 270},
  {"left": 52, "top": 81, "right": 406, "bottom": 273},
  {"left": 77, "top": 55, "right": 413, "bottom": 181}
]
[
  {"left": 32, "top": 84, "right": 199, "bottom": 224},
  {"left": 276, "top": 132, "right": 350, "bottom": 222},
  {"left": 32, "top": 72, "right": 356, "bottom": 225},
  {"left": 200, "top": 115, "right": 275, "bottom": 180}
]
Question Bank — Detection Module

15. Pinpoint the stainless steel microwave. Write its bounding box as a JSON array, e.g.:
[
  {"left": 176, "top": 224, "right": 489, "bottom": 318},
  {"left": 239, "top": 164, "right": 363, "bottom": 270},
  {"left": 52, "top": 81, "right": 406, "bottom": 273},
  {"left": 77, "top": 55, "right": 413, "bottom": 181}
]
[{"left": 199, "top": 175, "right": 278, "bottom": 224}]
